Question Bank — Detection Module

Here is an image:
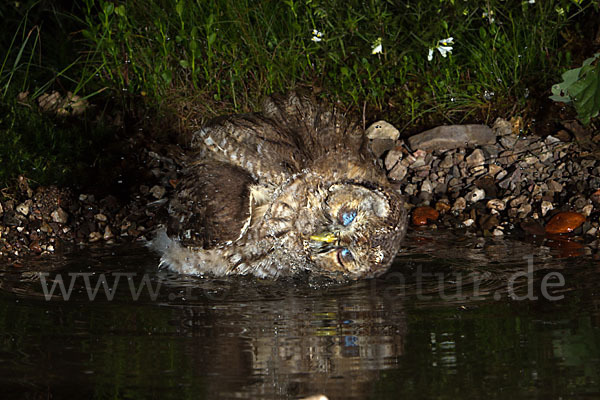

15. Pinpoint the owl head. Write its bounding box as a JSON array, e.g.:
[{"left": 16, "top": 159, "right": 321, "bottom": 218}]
[{"left": 305, "top": 183, "right": 407, "bottom": 279}]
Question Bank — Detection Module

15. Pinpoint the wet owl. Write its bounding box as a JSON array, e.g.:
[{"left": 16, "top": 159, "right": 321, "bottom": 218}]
[{"left": 152, "top": 91, "right": 407, "bottom": 280}]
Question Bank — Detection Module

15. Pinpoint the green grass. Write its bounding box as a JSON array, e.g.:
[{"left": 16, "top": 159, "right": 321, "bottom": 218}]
[
  {"left": 0, "top": 0, "right": 599, "bottom": 188},
  {"left": 78, "top": 0, "right": 598, "bottom": 125}
]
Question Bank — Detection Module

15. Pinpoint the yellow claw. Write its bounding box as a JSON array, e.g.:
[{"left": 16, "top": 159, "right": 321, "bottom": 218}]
[{"left": 310, "top": 232, "right": 338, "bottom": 243}]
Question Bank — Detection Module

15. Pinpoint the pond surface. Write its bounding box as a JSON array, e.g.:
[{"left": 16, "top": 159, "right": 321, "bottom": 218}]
[{"left": 1, "top": 230, "right": 599, "bottom": 399}]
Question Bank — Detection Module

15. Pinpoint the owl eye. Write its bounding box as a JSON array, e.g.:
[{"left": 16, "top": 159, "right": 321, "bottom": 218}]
[
  {"left": 338, "top": 209, "right": 357, "bottom": 226},
  {"left": 337, "top": 248, "right": 354, "bottom": 266}
]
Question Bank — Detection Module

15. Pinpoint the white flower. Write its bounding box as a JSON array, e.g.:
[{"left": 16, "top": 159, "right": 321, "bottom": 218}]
[
  {"left": 428, "top": 37, "right": 454, "bottom": 61},
  {"left": 437, "top": 45, "right": 453, "bottom": 58},
  {"left": 528, "top": 0, "right": 535, "bottom": 3},
  {"left": 439, "top": 37, "right": 454, "bottom": 46},
  {"left": 371, "top": 37, "right": 383, "bottom": 54},
  {"left": 311, "top": 29, "right": 323, "bottom": 42}
]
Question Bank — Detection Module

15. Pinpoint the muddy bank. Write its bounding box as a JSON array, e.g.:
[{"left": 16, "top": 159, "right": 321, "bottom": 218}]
[{"left": 1, "top": 117, "right": 599, "bottom": 263}]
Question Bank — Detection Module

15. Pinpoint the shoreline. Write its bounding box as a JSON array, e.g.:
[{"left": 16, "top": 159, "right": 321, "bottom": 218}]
[{"left": 1, "top": 117, "right": 599, "bottom": 263}]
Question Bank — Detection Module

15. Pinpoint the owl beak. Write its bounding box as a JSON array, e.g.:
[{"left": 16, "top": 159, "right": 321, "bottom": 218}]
[{"left": 309, "top": 232, "right": 338, "bottom": 244}]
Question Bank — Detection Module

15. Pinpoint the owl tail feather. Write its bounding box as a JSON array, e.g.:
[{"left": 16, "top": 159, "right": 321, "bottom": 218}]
[{"left": 148, "top": 228, "right": 230, "bottom": 276}]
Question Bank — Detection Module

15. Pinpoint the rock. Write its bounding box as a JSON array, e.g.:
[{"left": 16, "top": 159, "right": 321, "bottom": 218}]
[
  {"left": 16, "top": 202, "right": 30, "bottom": 216},
  {"left": 496, "top": 170, "right": 508, "bottom": 181},
  {"left": 452, "top": 197, "right": 467, "bottom": 212},
  {"left": 466, "top": 188, "right": 485, "bottom": 203},
  {"left": 438, "top": 153, "right": 453, "bottom": 169},
  {"left": 409, "top": 151, "right": 427, "bottom": 169},
  {"left": 370, "top": 139, "right": 396, "bottom": 158},
  {"left": 421, "top": 179, "right": 432, "bottom": 193},
  {"left": 0, "top": 202, "right": 3, "bottom": 215},
  {"left": 488, "top": 164, "right": 503, "bottom": 177},
  {"left": 150, "top": 185, "right": 166, "bottom": 199},
  {"left": 408, "top": 125, "right": 495, "bottom": 151},
  {"left": 103, "top": 225, "right": 114, "bottom": 240},
  {"left": 411, "top": 206, "right": 440, "bottom": 226},
  {"left": 89, "top": 232, "right": 102, "bottom": 242},
  {"left": 499, "top": 169, "right": 521, "bottom": 190},
  {"left": 573, "top": 196, "right": 587, "bottom": 210},
  {"left": 95, "top": 213, "right": 108, "bottom": 222},
  {"left": 51, "top": 208, "right": 69, "bottom": 224},
  {"left": 486, "top": 199, "right": 506, "bottom": 212},
  {"left": 517, "top": 204, "right": 532, "bottom": 218},
  {"left": 499, "top": 135, "right": 517, "bottom": 149},
  {"left": 582, "top": 204, "right": 594, "bottom": 217},
  {"left": 388, "top": 163, "right": 408, "bottom": 181},
  {"left": 509, "top": 195, "right": 527, "bottom": 208},
  {"left": 299, "top": 395, "right": 329, "bottom": 400},
  {"left": 366, "top": 120, "right": 400, "bottom": 140},
  {"left": 492, "top": 118, "right": 512, "bottom": 137},
  {"left": 524, "top": 156, "right": 539, "bottom": 165},
  {"left": 385, "top": 148, "right": 403, "bottom": 170},
  {"left": 547, "top": 180, "right": 563, "bottom": 193},
  {"left": 541, "top": 201, "right": 554, "bottom": 216},
  {"left": 463, "top": 218, "right": 475, "bottom": 227},
  {"left": 466, "top": 149, "right": 485, "bottom": 168},
  {"left": 545, "top": 212, "right": 586, "bottom": 234},
  {"left": 493, "top": 228, "right": 504, "bottom": 236},
  {"left": 482, "top": 145, "right": 499, "bottom": 159}
]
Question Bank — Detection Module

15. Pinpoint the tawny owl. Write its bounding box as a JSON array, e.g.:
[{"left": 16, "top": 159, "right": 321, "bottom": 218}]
[{"left": 152, "top": 91, "right": 407, "bottom": 280}]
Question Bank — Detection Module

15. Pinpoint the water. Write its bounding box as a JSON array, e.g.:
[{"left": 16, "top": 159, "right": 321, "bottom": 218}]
[{"left": 1, "top": 230, "right": 599, "bottom": 399}]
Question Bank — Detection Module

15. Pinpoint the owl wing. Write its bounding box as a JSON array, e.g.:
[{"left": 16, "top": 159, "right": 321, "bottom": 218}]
[
  {"left": 190, "top": 91, "right": 367, "bottom": 185},
  {"left": 168, "top": 161, "right": 254, "bottom": 247}
]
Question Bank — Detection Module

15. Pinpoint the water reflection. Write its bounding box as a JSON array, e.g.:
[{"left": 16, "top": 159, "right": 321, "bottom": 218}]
[
  {"left": 0, "top": 230, "right": 599, "bottom": 399},
  {"left": 164, "top": 286, "right": 406, "bottom": 399}
]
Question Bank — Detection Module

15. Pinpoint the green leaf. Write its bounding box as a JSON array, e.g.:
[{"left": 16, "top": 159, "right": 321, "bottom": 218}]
[
  {"left": 568, "top": 63, "right": 600, "bottom": 125},
  {"left": 479, "top": 27, "right": 486, "bottom": 40},
  {"left": 103, "top": 2, "right": 114, "bottom": 16},
  {"left": 179, "top": 59, "right": 190, "bottom": 68},
  {"left": 176, "top": 1, "right": 184, "bottom": 17},
  {"left": 114, "top": 5, "right": 126, "bottom": 17},
  {"left": 208, "top": 32, "right": 217, "bottom": 46},
  {"left": 161, "top": 70, "right": 172, "bottom": 84},
  {"left": 560, "top": 67, "right": 582, "bottom": 88},
  {"left": 582, "top": 53, "right": 600, "bottom": 67}
]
